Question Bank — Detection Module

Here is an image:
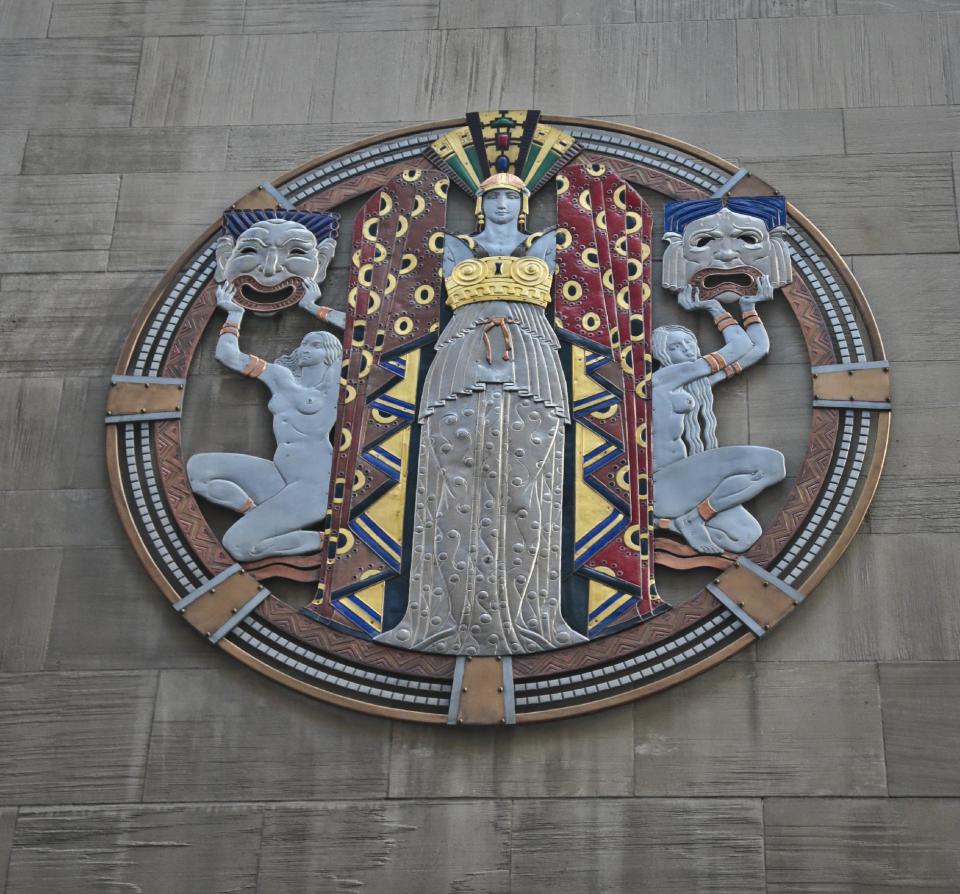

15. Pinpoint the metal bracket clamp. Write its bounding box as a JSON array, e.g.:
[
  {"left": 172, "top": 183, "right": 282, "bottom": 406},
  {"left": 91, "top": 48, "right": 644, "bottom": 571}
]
[
  {"left": 105, "top": 375, "right": 185, "bottom": 423},
  {"left": 712, "top": 168, "right": 748, "bottom": 198},
  {"left": 231, "top": 181, "right": 295, "bottom": 211},
  {"left": 259, "top": 182, "right": 296, "bottom": 211},
  {"left": 173, "top": 565, "right": 269, "bottom": 643},
  {"left": 812, "top": 361, "right": 891, "bottom": 410},
  {"left": 447, "top": 656, "right": 516, "bottom": 726},
  {"left": 706, "top": 557, "right": 805, "bottom": 638}
]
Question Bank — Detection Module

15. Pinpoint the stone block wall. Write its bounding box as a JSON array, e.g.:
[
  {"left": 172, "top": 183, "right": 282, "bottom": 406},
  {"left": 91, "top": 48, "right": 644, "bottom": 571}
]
[{"left": 1, "top": 1, "right": 959, "bottom": 890}]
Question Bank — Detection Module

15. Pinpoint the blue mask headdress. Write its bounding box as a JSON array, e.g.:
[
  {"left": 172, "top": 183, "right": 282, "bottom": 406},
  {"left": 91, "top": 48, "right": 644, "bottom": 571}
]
[
  {"left": 222, "top": 209, "right": 340, "bottom": 242},
  {"left": 664, "top": 196, "right": 786, "bottom": 235}
]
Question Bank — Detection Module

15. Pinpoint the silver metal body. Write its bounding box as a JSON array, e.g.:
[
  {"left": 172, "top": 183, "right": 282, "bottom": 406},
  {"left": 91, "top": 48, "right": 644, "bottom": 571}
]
[{"left": 377, "top": 190, "right": 586, "bottom": 655}]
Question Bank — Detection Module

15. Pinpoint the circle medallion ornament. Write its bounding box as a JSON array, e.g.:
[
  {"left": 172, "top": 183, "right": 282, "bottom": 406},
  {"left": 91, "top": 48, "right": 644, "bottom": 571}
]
[{"left": 107, "top": 113, "right": 889, "bottom": 725}]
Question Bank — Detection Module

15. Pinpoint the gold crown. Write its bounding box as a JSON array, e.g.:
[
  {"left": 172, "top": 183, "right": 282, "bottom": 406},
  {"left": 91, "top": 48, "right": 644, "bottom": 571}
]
[{"left": 445, "top": 256, "right": 552, "bottom": 311}]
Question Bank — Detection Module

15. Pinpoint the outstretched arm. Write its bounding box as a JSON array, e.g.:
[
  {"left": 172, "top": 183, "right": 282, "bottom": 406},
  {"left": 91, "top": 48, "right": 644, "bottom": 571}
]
[
  {"left": 704, "top": 276, "right": 774, "bottom": 384},
  {"left": 298, "top": 278, "right": 346, "bottom": 330},
  {"left": 214, "top": 282, "right": 256, "bottom": 374},
  {"left": 214, "top": 282, "right": 281, "bottom": 385}
]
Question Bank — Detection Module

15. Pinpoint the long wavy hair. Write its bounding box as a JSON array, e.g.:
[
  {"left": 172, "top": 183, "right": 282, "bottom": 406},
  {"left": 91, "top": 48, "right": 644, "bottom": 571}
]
[
  {"left": 651, "top": 324, "right": 718, "bottom": 454},
  {"left": 275, "top": 330, "right": 341, "bottom": 374}
]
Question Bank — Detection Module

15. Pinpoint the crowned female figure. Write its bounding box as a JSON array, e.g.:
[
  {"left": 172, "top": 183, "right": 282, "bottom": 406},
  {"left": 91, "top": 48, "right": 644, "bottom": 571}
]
[{"left": 377, "top": 173, "right": 586, "bottom": 655}]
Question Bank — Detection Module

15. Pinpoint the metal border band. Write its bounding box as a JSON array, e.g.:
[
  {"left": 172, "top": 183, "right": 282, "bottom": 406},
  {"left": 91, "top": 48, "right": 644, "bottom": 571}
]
[
  {"left": 712, "top": 168, "right": 748, "bottom": 198},
  {"left": 260, "top": 181, "right": 296, "bottom": 211},
  {"left": 811, "top": 361, "right": 889, "bottom": 375},
  {"left": 447, "top": 656, "right": 467, "bottom": 725},
  {"left": 106, "top": 411, "right": 181, "bottom": 424},
  {"left": 111, "top": 374, "right": 187, "bottom": 386},
  {"left": 706, "top": 584, "right": 767, "bottom": 638},
  {"left": 502, "top": 656, "right": 516, "bottom": 725},
  {"left": 173, "top": 564, "right": 244, "bottom": 612},
  {"left": 737, "top": 557, "right": 806, "bottom": 604},
  {"left": 209, "top": 588, "right": 270, "bottom": 643},
  {"left": 813, "top": 399, "right": 891, "bottom": 410}
]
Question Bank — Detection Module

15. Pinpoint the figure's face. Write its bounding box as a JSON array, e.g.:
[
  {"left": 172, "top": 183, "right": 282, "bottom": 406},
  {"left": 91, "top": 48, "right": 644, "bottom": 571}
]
[
  {"left": 298, "top": 332, "right": 340, "bottom": 368},
  {"left": 482, "top": 188, "right": 522, "bottom": 226},
  {"left": 665, "top": 331, "right": 699, "bottom": 365},
  {"left": 222, "top": 220, "right": 320, "bottom": 287}
]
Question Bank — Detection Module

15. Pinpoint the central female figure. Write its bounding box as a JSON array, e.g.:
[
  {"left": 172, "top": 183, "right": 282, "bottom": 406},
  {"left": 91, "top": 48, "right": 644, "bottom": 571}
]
[{"left": 378, "top": 173, "right": 586, "bottom": 655}]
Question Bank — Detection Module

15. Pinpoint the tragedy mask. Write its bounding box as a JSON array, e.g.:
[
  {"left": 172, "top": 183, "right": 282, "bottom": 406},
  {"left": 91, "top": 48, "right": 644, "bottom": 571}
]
[{"left": 662, "top": 197, "right": 793, "bottom": 304}]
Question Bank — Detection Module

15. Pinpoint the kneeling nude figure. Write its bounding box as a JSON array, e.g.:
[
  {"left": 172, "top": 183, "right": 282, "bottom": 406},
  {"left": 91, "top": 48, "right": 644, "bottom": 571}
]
[
  {"left": 187, "top": 281, "right": 345, "bottom": 561},
  {"left": 651, "top": 290, "right": 786, "bottom": 555}
]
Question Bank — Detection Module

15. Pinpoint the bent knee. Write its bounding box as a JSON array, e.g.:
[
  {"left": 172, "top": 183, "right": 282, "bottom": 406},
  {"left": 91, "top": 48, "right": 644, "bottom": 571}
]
[
  {"left": 223, "top": 524, "right": 257, "bottom": 562},
  {"left": 186, "top": 453, "right": 215, "bottom": 487},
  {"left": 758, "top": 448, "right": 786, "bottom": 482}
]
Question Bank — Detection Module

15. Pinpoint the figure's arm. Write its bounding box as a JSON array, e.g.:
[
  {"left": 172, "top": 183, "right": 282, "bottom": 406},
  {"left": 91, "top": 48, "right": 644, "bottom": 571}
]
[
  {"left": 442, "top": 233, "right": 474, "bottom": 278},
  {"left": 298, "top": 278, "right": 346, "bottom": 330},
  {"left": 214, "top": 282, "right": 281, "bottom": 385},
  {"left": 214, "top": 282, "right": 255, "bottom": 373},
  {"left": 703, "top": 276, "right": 774, "bottom": 383},
  {"left": 688, "top": 292, "right": 752, "bottom": 365},
  {"left": 736, "top": 275, "right": 772, "bottom": 368}
]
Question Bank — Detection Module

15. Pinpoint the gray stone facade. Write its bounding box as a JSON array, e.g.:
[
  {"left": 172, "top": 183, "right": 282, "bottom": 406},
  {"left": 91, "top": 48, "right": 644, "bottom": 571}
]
[{"left": 1, "top": 1, "right": 959, "bottom": 890}]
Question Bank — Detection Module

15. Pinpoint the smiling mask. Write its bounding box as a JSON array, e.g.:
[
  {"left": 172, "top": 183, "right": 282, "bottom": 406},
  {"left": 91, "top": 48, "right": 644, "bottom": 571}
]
[{"left": 215, "top": 210, "right": 339, "bottom": 315}]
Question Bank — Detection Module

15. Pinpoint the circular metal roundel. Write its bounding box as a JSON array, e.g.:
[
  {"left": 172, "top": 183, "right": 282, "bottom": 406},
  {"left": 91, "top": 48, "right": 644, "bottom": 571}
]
[{"left": 107, "top": 115, "right": 889, "bottom": 725}]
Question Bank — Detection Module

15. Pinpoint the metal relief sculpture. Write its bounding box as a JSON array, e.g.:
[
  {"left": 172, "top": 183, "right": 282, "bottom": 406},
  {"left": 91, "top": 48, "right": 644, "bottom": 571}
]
[
  {"left": 108, "top": 111, "right": 890, "bottom": 725},
  {"left": 653, "top": 197, "right": 790, "bottom": 556},
  {"left": 187, "top": 211, "right": 345, "bottom": 562},
  {"left": 377, "top": 173, "right": 583, "bottom": 655}
]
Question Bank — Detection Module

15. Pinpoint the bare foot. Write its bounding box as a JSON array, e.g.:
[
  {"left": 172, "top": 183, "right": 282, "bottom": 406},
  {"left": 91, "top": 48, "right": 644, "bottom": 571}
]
[{"left": 676, "top": 508, "right": 722, "bottom": 554}]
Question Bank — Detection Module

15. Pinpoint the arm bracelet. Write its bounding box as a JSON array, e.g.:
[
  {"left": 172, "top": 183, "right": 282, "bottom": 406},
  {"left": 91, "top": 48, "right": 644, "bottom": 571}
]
[
  {"left": 241, "top": 356, "right": 268, "bottom": 378},
  {"left": 713, "top": 311, "right": 736, "bottom": 331},
  {"left": 742, "top": 310, "right": 762, "bottom": 328},
  {"left": 703, "top": 352, "right": 724, "bottom": 374},
  {"left": 723, "top": 361, "right": 743, "bottom": 379}
]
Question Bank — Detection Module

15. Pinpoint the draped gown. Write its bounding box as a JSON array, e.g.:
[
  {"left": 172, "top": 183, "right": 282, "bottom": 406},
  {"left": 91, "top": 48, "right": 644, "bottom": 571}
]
[{"left": 376, "top": 240, "right": 586, "bottom": 655}]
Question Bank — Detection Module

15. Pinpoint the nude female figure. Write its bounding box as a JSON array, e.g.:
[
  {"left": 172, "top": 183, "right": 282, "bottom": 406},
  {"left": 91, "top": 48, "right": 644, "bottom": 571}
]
[
  {"left": 651, "top": 282, "right": 786, "bottom": 555},
  {"left": 187, "top": 280, "right": 346, "bottom": 561}
]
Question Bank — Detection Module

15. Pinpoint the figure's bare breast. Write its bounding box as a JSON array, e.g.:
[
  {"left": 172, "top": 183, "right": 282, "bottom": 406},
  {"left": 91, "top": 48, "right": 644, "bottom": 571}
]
[{"left": 652, "top": 384, "right": 688, "bottom": 472}]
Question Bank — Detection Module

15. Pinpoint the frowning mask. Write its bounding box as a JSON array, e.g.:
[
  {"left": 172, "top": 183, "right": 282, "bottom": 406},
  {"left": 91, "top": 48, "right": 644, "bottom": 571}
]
[{"left": 662, "top": 199, "right": 793, "bottom": 304}]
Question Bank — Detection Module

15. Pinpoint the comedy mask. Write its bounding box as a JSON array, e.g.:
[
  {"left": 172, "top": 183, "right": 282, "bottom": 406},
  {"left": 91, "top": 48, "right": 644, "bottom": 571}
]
[
  {"left": 214, "top": 211, "right": 339, "bottom": 314},
  {"left": 662, "top": 196, "right": 792, "bottom": 305}
]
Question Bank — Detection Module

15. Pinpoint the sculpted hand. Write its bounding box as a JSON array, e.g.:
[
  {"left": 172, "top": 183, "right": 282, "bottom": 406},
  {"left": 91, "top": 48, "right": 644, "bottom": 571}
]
[
  {"left": 216, "top": 281, "right": 243, "bottom": 314},
  {"left": 744, "top": 274, "right": 775, "bottom": 309},
  {"left": 698, "top": 298, "right": 727, "bottom": 318},
  {"left": 678, "top": 283, "right": 701, "bottom": 311},
  {"left": 299, "top": 277, "right": 322, "bottom": 311}
]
